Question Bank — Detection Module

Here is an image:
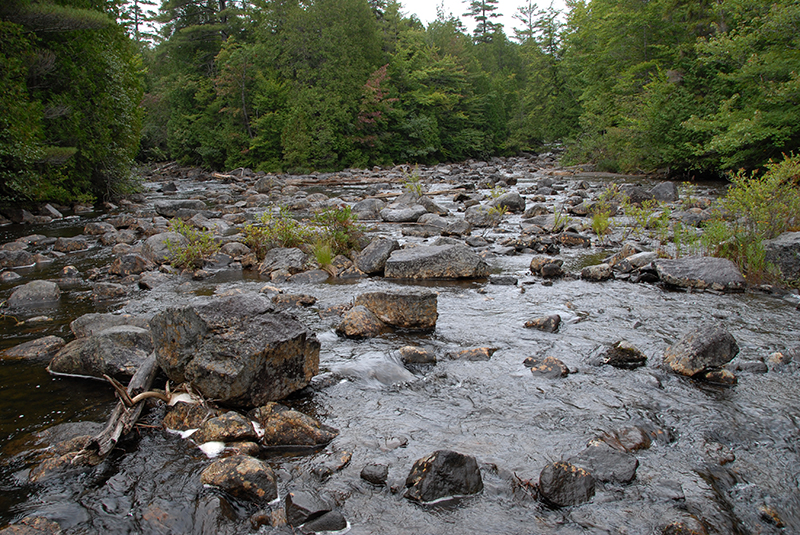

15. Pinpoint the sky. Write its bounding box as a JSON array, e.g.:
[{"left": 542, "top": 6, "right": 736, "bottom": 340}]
[{"left": 396, "top": 0, "right": 568, "bottom": 36}]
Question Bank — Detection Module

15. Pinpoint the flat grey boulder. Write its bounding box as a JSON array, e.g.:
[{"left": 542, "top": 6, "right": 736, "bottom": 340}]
[
  {"left": 380, "top": 204, "right": 427, "bottom": 223},
  {"left": 259, "top": 247, "right": 308, "bottom": 276},
  {"left": 154, "top": 199, "right": 207, "bottom": 218},
  {"left": 464, "top": 204, "right": 502, "bottom": 227},
  {"left": 654, "top": 257, "right": 745, "bottom": 291},
  {"left": 764, "top": 231, "right": 800, "bottom": 281},
  {"left": 47, "top": 325, "right": 154, "bottom": 380},
  {"left": 354, "top": 292, "right": 438, "bottom": 330},
  {"left": 664, "top": 324, "right": 739, "bottom": 377},
  {"left": 0, "top": 249, "right": 35, "bottom": 268},
  {"left": 142, "top": 232, "right": 188, "bottom": 264},
  {"left": 70, "top": 313, "right": 150, "bottom": 338},
  {"left": 8, "top": 280, "right": 60, "bottom": 307},
  {"left": 2, "top": 336, "right": 65, "bottom": 361},
  {"left": 385, "top": 244, "right": 489, "bottom": 279},
  {"left": 356, "top": 237, "right": 400, "bottom": 274},
  {"left": 150, "top": 293, "right": 320, "bottom": 407}
]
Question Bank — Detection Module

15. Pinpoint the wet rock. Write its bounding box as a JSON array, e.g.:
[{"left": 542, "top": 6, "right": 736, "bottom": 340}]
[
  {"left": 380, "top": 204, "right": 427, "bottom": 223},
  {"left": 7, "top": 280, "right": 60, "bottom": 307},
  {"left": 361, "top": 463, "right": 389, "bottom": 485},
  {"left": 418, "top": 196, "right": 448, "bottom": 216},
  {"left": 384, "top": 244, "right": 489, "bottom": 279},
  {"left": 530, "top": 256, "right": 563, "bottom": 275},
  {"left": 558, "top": 232, "right": 591, "bottom": 247},
  {"left": 84, "top": 221, "right": 116, "bottom": 235},
  {"left": 734, "top": 359, "right": 768, "bottom": 374},
  {"left": 0, "top": 271, "right": 22, "bottom": 283},
  {"left": 354, "top": 292, "right": 438, "bottom": 330},
  {"left": 220, "top": 241, "right": 250, "bottom": 257},
  {"left": 398, "top": 346, "right": 436, "bottom": 365},
  {"left": 109, "top": 253, "right": 155, "bottom": 276},
  {"left": 139, "top": 271, "right": 174, "bottom": 289},
  {"left": 615, "top": 251, "right": 658, "bottom": 273},
  {"left": 192, "top": 411, "right": 257, "bottom": 444},
  {"left": 763, "top": 231, "right": 800, "bottom": 281},
  {"left": 259, "top": 247, "right": 308, "bottom": 276},
  {"left": 355, "top": 237, "right": 400, "bottom": 274},
  {"left": 650, "top": 181, "right": 678, "bottom": 202},
  {"left": 53, "top": 236, "right": 88, "bottom": 253},
  {"left": 603, "top": 340, "right": 647, "bottom": 369},
  {"left": 143, "top": 232, "right": 188, "bottom": 264},
  {"left": 524, "top": 356, "right": 569, "bottom": 378},
  {"left": 0, "top": 249, "right": 35, "bottom": 268},
  {"left": 701, "top": 368, "right": 737, "bottom": 385},
  {"left": 310, "top": 448, "right": 352, "bottom": 480},
  {"left": 538, "top": 461, "right": 595, "bottom": 507},
  {"left": 450, "top": 347, "right": 498, "bottom": 361},
  {"left": 200, "top": 455, "right": 277, "bottom": 503},
  {"left": 336, "top": 305, "right": 387, "bottom": 338},
  {"left": 285, "top": 490, "right": 332, "bottom": 526},
  {"left": 524, "top": 314, "right": 561, "bottom": 333},
  {"left": 523, "top": 203, "right": 549, "bottom": 218},
  {"left": 288, "top": 270, "right": 329, "bottom": 284},
  {"left": 404, "top": 450, "right": 483, "bottom": 503},
  {"left": 660, "top": 515, "right": 708, "bottom": 534},
  {"left": 489, "top": 191, "right": 525, "bottom": 213},
  {"left": 581, "top": 263, "right": 613, "bottom": 281},
  {"left": 664, "top": 324, "right": 739, "bottom": 378},
  {"left": 464, "top": 204, "right": 502, "bottom": 227},
  {"left": 154, "top": 199, "right": 207, "bottom": 218},
  {"left": 249, "top": 402, "right": 338, "bottom": 447},
  {"left": 272, "top": 293, "right": 317, "bottom": 307},
  {"left": 163, "top": 401, "right": 220, "bottom": 431},
  {"left": 48, "top": 325, "right": 154, "bottom": 380},
  {"left": 300, "top": 510, "right": 347, "bottom": 533},
  {"left": 71, "top": 313, "right": 150, "bottom": 338},
  {"left": 654, "top": 257, "right": 745, "bottom": 292},
  {"left": 541, "top": 262, "right": 565, "bottom": 278},
  {"left": 489, "top": 275, "right": 518, "bottom": 285},
  {"left": 150, "top": 293, "right": 320, "bottom": 406},
  {"left": 92, "top": 282, "right": 128, "bottom": 300},
  {"left": 569, "top": 443, "right": 638, "bottom": 484},
  {"left": 441, "top": 219, "right": 472, "bottom": 237},
  {"left": 0, "top": 516, "right": 63, "bottom": 534},
  {"left": 2, "top": 336, "right": 65, "bottom": 361},
  {"left": 351, "top": 198, "right": 385, "bottom": 220}
]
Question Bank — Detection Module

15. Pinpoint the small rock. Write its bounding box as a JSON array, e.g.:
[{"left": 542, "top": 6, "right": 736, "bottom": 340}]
[
  {"left": 581, "top": 263, "right": 613, "bottom": 281},
  {"left": 398, "top": 346, "right": 436, "bottom": 365},
  {"left": 0, "top": 516, "right": 63, "bottom": 535},
  {"left": 538, "top": 461, "right": 595, "bottom": 507},
  {"left": 163, "top": 401, "right": 220, "bottom": 431},
  {"left": 192, "top": 411, "right": 257, "bottom": 444},
  {"left": 2, "top": 336, "right": 65, "bottom": 361},
  {"left": 524, "top": 314, "right": 561, "bottom": 333},
  {"left": 336, "top": 306, "right": 387, "bottom": 338},
  {"left": 7, "top": 280, "right": 60, "bottom": 307},
  {"left": 404, "top": 450, "right": 483, "bottom": 503},
  {"left": 300, "top": 510, "right": 348, "bottom": 533},
  {"left": 249, "top": 402, "right": 338, "bottom": 447},
  {"left": 664, "top": 325, "right": 739, "bottom": 378},
  {"left": 361, "top": 463, "right": 389, "bottom": 486},
  {"left": 200, "top": 455, "right": 277, "bottom": 503},
  {"left": 524, "top": 356, "right": 569, "bottom": 378},
  {"left": 603, "top": 340, "right": 647, "bottom": 369},
  {"left": 285, "top": 491, "right": 332, "bottom": 527},
  {"left": 450, "top": 347, "right": 498, "bottom": 361}
]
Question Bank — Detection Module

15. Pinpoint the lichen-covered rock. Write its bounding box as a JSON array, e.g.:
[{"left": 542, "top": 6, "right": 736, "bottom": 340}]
[
  {"left": 8, "top": 280, "right": 60, "bottom": 307},
  {"left": 142, "top": 232, "right": 187, "bottom": 264},
  {"left": 385, "top": 244, "right": 489, "bottom": 279},
  {"left": 654, "top": 257, "right": 745, "bottom": 292},
  {"left": 524, "top": 314, "right": 561, "bottom": 333},
  {"left": 581, "top": 263, "right": 613, "bottom": 281},
  {"left": 0, "top": 516, "right": 63, "bottom": 535},
  {"left": 47, "top": 325, "right": 153, "bottom": 380},
  {"left": 258, "top": 247, "right": 308, "bottom": 276},
  {"left": 200, "top": 455, "right": 277, "bottom": 503},
  {"left": 524, "top": 356, "right": 570, "bottom": 378},
  {"left": 664, "top": 325, "right": 739, "bottom": 377},
  {"left": 538, "top": 461, "right": 595, "bottom": 507},
  {"left": 109, "top": 253, "right": 155, "bottom": 276},
  {"left": 191, "top": 411, "right": 257, "bottom": 444},
  {"left": 405, "top": 450, "right": 483, "bottom": 503},
  {"left": 150, "top": 293, "right": 320, "bottom": 407},
  {"left": 248, "top": 402, "right": 338, "bottom": 447},
  {"left": 603, "top": 340, "right": 647, "bottom": 369},
  {"left": 354, "top": 292, "right": 438, "bottom": 331}
]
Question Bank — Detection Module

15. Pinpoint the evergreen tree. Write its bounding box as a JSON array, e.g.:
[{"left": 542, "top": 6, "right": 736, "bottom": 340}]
[{"left": 462, "top": 0, "right": 501, "bottom": 43}]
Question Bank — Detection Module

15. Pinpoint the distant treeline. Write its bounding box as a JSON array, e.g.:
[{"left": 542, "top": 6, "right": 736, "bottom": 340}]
[{"left": 2, "top": 0, "right": 798, "bottom": 203}]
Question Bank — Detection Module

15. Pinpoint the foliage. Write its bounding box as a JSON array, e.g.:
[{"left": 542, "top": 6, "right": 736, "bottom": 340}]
[
  {"left": 313, "top": 205, "right": 365, "bottom": 255},
  {"left": 166, "top": 218, "right": 221, "bottom": 270},
  {"left": 242, "top": 206, "right": 315, "bottom": 259},
  {"left": 402, "top": 166, "right": 424, "bottom": 196},
  {"left": 311, "top": 239, "right": 335, "bottom": 271}
]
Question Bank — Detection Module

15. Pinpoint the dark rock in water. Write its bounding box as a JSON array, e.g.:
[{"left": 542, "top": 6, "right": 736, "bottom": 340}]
[
  {"left": 735, "top": 359, "right": 768, "bottom": 374},
  {"left": 191, "top": 411, "right": 256, "bottom": 444},
  {"left": 581, "top": 263, "right": 613, "bottom": 281},
  {"left": 541, "top": 263, "right": 565, "bottom": 279},
  {"left": 8, "top": 280, "right": 60, "bottom": 307},
  {"left": 489, "top": 275, "right": 518, "bottom": 285},
  {"left": 398, "top": 346, "right": 436, "bottom": 365},
  {"left": 301, "top": 510, "right": 348, "bottom": 533},
  {"left": 356, "top": 237, "right": 400, "bottom": 274},
  {"left": 259, "top": 247, "right": 308, "bottom": 276},
  {"left": 0, "top": 249, "right": 35, "bottom": 268},
  {"left": 569, "top": 442, "right": 638, "bottom": 484},
  {"left": 664, "top": 324, "right": 739, "bottom": 378},
  {"left": 558, "top": 232, "right": 591, "bottom": 247},
  {"left": 524, "top": 314, "right": 561, "bottom": 333},
  {"left": 109, "top": 253, "right": 155, "bottom": 276},
  {"left": 200, "top": 455, "right": 277, "bottom": 503},
  {"left": 524, "top": 356, "right": 569, "bottom": 378},
  {"left": 48, "top": 325, "right": 153, "bottom": 380},
  {"left": 530, "top": 256, "right": 562, "bottom": 275},
  {"left": 336, "top": 305, "right": 387, "bottom": 338},
  {"left": 54, "top": 236, "right": 88, "bottom": 253},
  {"left": 538, "top": 461, "right": 595, "bottom": 507},
  {"left": 150, "top": 293, "right": 320, "bottom": 407},
  {"left": 285, "top": 491, "right": 332, "bottom": 527},
  {"left": 763, "top": 231, "right": 800, "bottom": 281},
  {"left": 249, "top": 402, "right": 338, "bottom": 447},
  {"left": 163, "top": 401, "right": 220, "bottom": 431},
  {"left": 354, "top": 292, "right": 438, "bottom": 331},
  {"left": 603, "top": 340, "right": 647, "bottom": 369},
  {"left": 84, "top": 221, "right": 116, "bottom": 235},
  {"left": 0, "top": 516, "right": 63, "bottom": 534},
  {"left": 660, "top": 514, "right": 709, "bottom": 534},
  {"left": 650, "top": 181, "right": 678, "bottom": 202},
  {"left": 288, "top": 269, "right": 330, "bottom": 284},
  {"left": 385, "top": 244, "right": 489, "bottom": 279},
  {"left": 404, "top": 450, "right": 483, "bottom": 503},
  {"left": 2, "top": 336, "right": 65, "bottom": 361},
  {"left": 143, "top": 232, "right": 187, "bottom": 264},
  {"left": 654, "top": 257, "right": 745, "bottom": 292},
  {"left": 92, "top": 282, "right": 128, "bottom": 300},
  {"left": 450, "top": 347, "right": 498, "bottom": 361},
  {"left": 361, "top": 463, "right": 389, "bottom": 486},
  {"left": 70, "top": 313, "right": 150, "bottom": 338},
  {"left": 701, "top": 368, "right": 737, "bottom": 385},
  {"left": 154, "top": 199, "right": 207, "bottom": 218}
]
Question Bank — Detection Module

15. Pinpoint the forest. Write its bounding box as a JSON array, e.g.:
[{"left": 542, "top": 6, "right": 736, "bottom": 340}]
[{"left": 1, "top": 0, "right": 798, "bottom": 203}]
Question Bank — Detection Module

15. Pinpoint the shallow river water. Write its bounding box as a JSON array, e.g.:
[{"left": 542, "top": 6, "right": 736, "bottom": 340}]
[{"left": 1, "top": 167, "right": 799, "bottom": 534}]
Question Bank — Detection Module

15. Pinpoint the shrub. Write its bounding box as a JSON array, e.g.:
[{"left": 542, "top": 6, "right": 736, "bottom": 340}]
[
  {"left": 166, "top": 219, "right": 220, "bottom": 270},
  {"left": 242, "top": 206, "right": 315, "bottom": 260},
  {"left": 313, "top": 205, "right": 364, "bottom": 255}
]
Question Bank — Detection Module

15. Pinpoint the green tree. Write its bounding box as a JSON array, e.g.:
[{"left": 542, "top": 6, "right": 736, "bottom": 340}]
[{"left": 463, "top": 0, "right": 502, "bottom": 43}]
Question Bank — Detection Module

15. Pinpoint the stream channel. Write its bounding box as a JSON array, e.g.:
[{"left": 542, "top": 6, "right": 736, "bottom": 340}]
[{"left": 1, "top": 160, "right": 799, "bottom": 534}]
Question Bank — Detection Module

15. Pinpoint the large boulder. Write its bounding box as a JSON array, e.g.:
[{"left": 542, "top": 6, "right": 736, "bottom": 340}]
[
  {"left": 258, "top": 247, "right": 308, "bottom": 276},
  {"left": 143, "top": 232, "right": 188, "bottom": 264},
  {"left": 351, "top": 198, "right": 385, "bottom": 220},
  {"left": 356, "top": 237, "right": 400, "bottom": 274},
  {"left": 404, "top": 450, "right": 483, "bottom": 503},
  {"left": 154, "top": 199, "right": 207, "bottom": 218},
  {"left": 47, "top": 325, "right": 153, "bottom": 380},
  {"left": 380, "top": 204, "right": 427, "bottom": 223},
  {"left": 763, "top": 231, "right": 800, "bottom": 281},
  {"left": 654, "top": 257, "right": 745, "bottom": 292},
  {"left": 335, "top": 306, "right": 387, "bottom": 338},
  {"left": 150, "top": 293, "right": 320, "bottom": 407},
  {"left": 0, "top": 249, "right": 35, "bottom": 268},
  {"left": 70, "top": 313, "right": 150, "bottom": 338},
  {"left": 664, "top": 324, "right": 739, "bottom": 378},
  {"left": 7, "top": 280, "right": 61, "bottom": 307},
  {"left": 385, "top": 244, "right": 489, "bottom": 279},
  {"left": 354, "top": 292, "right": 438, "bottom": 331},
  {"left": 489, "top": 191, "right": 526, "bottom": 213},
  {"left": 200, "top": 455, "right": 277, "bottom": 503}
]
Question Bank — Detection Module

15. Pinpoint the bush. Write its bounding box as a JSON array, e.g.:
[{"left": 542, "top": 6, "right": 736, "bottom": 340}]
[
  {"left": 242, "top": 206, "right": 315, "bottom": 260},
  {"left": 166, "top": 219, "right": 220, "bottom": 270},
  {"left": 313, "top": 205, "right": 364, "bottom": 255}
]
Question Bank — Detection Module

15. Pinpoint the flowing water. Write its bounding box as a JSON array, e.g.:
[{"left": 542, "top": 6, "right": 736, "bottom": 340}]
[{"left": 1, "top": 169, "right": 799, "bottom": 534}]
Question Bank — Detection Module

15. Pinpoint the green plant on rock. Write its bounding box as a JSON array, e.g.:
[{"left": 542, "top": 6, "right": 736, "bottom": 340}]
[
  {"left": 487, "top": 204, "right": 509, "bottom": 227},
  {"left": 313, "top": 205, "right": 364, "bottom": 255},
  {"left": 311, "top": 239, "right": 335, "bottom": 273},
  {"left": 242, "top": 206, "right": 315, "bottom": 260},
  {"left": 489, "top": 185, "right": 506, "bottom": 199},
  {"left": 552, "top": 204, "right": 572, "bottom": 231},
  {"left": 591, "top": 210, "right": 611, "bottom": 242},
  {"left": 622, "top": 198, "right": 665, "bottom": 241},
  {"left": 401, "top": 166, "right": 424, "bottom": 196},
  {"left": 166, "top": 219, "right": 221, "bottom": 270}
]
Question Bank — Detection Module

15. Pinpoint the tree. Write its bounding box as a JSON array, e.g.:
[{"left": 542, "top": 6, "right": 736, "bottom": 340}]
[{"left": 463, "top": 0, "right": 501, "bottom": 43}]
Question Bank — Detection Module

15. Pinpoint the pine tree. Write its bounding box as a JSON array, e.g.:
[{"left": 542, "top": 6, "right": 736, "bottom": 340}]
[{"left": 462, "top": 0, "right": 501, "bottom": 43}]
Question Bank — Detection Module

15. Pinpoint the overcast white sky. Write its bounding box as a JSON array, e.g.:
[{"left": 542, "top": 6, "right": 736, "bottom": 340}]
[{"left": 396, "top": 0, "right": 568, "bottom": 35}]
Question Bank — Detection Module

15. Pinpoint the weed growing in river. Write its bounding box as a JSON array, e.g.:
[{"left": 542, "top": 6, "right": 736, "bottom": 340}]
[
  {"left": 402, "top": 166, "right": 424, "bottom": 196},
  {"left": 313, "top": 205, "right": 364, "bottom": 255},
  {"left": 166, "top": 219, "right": 220, "bottom": 270},
  {"left": 242, "top": 206, "right": 315, "bottom": 260}
]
